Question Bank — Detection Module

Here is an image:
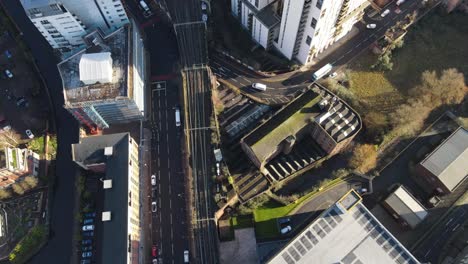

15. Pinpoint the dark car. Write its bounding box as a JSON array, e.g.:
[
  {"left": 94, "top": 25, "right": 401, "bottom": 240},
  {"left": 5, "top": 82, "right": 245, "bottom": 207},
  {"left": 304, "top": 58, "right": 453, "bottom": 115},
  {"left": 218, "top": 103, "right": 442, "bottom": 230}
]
[
  {"left": 82, "top": 239, "right": 92, "bottom": 245},
  {"left": 81, "top": 260, "right": 91, "bottom": 264},
  {"left": 82, "top": 246, "right": 93, "bottom": 251},
  {"left": 84, "top": 212, "right": 96, "bottom": 218},
  {"left": 82, "top": 251, "right": 92, "bottom": 258},
  {"left": 82, "top": 231, "right": 94, "bottom": 237},
  {"left": 152, "top": 245, "right": 157, "bottom": 257},
  {"left": 4, "top": 50, "right": 12, "bottom": 59}
]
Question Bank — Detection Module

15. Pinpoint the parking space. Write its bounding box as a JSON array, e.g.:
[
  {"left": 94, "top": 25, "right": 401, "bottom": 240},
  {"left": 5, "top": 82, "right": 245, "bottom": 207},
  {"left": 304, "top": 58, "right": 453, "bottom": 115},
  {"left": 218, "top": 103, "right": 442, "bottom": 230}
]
[{"left": 0, "top": 30, "right": 49, "bottom": 140}]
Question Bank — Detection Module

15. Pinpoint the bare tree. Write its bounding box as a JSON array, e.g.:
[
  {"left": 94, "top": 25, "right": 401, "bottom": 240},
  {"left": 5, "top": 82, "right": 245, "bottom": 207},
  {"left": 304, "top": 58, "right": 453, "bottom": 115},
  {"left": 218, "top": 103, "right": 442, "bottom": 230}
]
[
  {"left": 0, "top": 188, "right": 12, "bottom": 200},
  {"left": 24, "top": 176, "right": 39, "bottom": 189},
  {"left": 12, "top": 183, "right": 25, "bottom": 195},
  {"left": 349, "top": 144, "right": 378, "bottom": 174}
]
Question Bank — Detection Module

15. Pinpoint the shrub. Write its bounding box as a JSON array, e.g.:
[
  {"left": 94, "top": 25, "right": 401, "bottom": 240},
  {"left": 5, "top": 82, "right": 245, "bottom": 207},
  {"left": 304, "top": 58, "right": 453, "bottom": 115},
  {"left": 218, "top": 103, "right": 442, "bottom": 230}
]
[
  {"left": 349, "top": 144, "right": 378, "bottom": 174},
  {"left": 24, "top": 176, "right": 39, "bottom": 189},
  {"left": 9, "top": 225, "right": 47, "bottom": 264},
  {"left": 12, "top": 183, "right": 25, "bottom": 195},
  {"left": 0, "top": 188, "right": 12, "bottom": 200}
]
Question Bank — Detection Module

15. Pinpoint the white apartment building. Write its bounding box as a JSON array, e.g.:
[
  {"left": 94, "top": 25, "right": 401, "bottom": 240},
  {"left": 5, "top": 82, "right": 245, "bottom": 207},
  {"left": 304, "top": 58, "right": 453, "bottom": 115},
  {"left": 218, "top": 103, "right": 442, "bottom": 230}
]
[
  {"left": 231, "top": 0, "right": 370, "bottom": 64},
  {"left": 21, "top": 0, "right": 129, "bottom": 52}
]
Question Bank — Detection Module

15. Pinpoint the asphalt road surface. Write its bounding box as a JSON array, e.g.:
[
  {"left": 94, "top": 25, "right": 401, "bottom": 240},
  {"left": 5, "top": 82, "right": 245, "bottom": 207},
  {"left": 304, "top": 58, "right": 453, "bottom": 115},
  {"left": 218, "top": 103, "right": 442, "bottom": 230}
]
[
  {"left": 210, "top": 0, "right": 425, "bottom": 104},
  {"left": 414, "top": 205, "right": 468, "bottom": 264},
  {"left": 1, "top": 1, "right": 80, "bottom": 264}
]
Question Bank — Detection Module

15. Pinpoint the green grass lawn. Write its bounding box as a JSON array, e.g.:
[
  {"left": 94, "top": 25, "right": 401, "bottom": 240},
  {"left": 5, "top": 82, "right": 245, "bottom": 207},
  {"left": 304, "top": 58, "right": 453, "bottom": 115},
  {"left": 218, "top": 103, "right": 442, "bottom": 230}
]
[{"left": 230, "top": 215, "right": 254, "bottom": 229}]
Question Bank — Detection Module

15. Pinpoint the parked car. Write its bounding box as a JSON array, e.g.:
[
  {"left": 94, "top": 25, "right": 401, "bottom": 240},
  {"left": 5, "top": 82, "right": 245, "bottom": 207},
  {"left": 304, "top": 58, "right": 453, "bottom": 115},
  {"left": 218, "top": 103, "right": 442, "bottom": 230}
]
[
  {"left": 84, "top": 212, "right": 96, "bottom": 218},
  {"left": 202, "top": 14, "right": 208, "bottom": 22},
  {"left": 2, "top": 125, "right": 11, "bottom": 131},
  {"left": 82, "top": 251, "right": 92, "bottom": 258},
  {"left": 4, "top": 69, "right": 13, "bottom": 78},
  {"left": 278, "top": 218, "right": 291, "bottom": 225},
  {"left": 82, "top": 239, "right": 92, "bottom": 245},
  {"left": 329, "top": 72, "right": 338, "bottom": 78},
  {"left": 366, "top": 24, "right": 376, "bottom": 29},
  {"left": 25, "top": 129, "right": 34, "bottom": 139},
  {"left": 83, "top": 219, "right": 94, "bottom": 224},
  {"left": 151, "top": 175, "right": 156, "bottom": 186},
  {"left": 80, "top": 260, "right": 91, "bottom": 264},
  {"left": 153, "top": 259, "right": 158, "bottom": 264},
  {"left": 82, "top": 246, "right": 92, "bottom": 251},
  {"left": 381, "top": 9, "right": 390, "bottom": 17},
  {"left": 82, "top": 225, "right": 95, "bottom": 231},
  {"left": 82, "top": 231, "right": 94, "bottom": 237},
  {"left": 216, "top": 163, "right": 220, "bottom": 176},
  {"left": 152, "top": 245, "right": 157, "bottom": 257},
  {"left": 16, "top": 97, "right": 28, "bottom": 107},
  {"left": 152, "top": 201, "right": 157, "bottom": 212},
  {"left": 201, "top": 2, "right": 207, "bottom": 10},
  {"left": 280, "top": 225, "right": 292, "bottom": 234},
  {"left": 4, "top": 50, "right": 12, "bottom": 59}
]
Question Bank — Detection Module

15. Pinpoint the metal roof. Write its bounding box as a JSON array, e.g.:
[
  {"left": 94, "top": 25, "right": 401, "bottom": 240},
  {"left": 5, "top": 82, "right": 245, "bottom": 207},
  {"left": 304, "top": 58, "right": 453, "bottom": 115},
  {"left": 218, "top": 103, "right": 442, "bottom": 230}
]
[
  {"left": 79, "top": 52, "right": 113, "bottom": 85},
  {"left": 384, "top": 186, "right": 427, "bottom": 229},
  {"left": 420, "top": 127, "right": 468, "bottom": 191}
]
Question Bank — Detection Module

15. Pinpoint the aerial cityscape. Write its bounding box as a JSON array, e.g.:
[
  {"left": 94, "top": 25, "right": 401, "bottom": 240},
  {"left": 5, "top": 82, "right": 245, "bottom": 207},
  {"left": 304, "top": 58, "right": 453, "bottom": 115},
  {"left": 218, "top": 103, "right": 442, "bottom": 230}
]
[{"left": 0, "top": 0, "right": 466, "bottom": 263}]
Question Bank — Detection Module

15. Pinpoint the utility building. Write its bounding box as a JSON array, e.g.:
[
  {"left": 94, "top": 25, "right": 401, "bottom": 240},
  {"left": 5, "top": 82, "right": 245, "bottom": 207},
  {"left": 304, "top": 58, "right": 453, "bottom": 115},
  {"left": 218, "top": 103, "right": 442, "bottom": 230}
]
[
  {"left": 58, "top": 19, "right": 146, "bottom": 131},
  {"left": 231, "top": 0, "right": 370, "bottom": 64},
  {"left": 382, "top": 186, "right": 428, "bottom": 229}
]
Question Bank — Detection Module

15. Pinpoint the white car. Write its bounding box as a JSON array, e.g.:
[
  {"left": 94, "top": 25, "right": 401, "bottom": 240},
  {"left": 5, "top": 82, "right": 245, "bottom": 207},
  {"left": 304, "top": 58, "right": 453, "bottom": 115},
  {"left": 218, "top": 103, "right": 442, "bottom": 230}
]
[
  {"left": 82, "top": 225, "right": 95, "bottom": 231},
  {"left": 281, "top": 225, "right": 292, "bottom": 234},
  {"left": 151, "top": 201, "right": 157, "bottom": 212},
  {"left": 329, "top": 72, "right": 338, "bottom": 78},
  {"left": 202, "top": 14, "right": 208, "bottom": 22},
  {"left": 381, "top": 9, "right": 390, "bottom": 17},
  {"left": 25, "top": 129, "right": 34, "bottom": 139},
  {"left": 201, "top": 2, "right": 207, "bottom": 10},
  {"left": 4, "top": 69, "right": 13, "bottom": 78},
  {"left": 366, "top": 24, "right": 376, "bottom": 29},
  {"left": 151, "top": 175, "right": 156, "bottom": 186}
]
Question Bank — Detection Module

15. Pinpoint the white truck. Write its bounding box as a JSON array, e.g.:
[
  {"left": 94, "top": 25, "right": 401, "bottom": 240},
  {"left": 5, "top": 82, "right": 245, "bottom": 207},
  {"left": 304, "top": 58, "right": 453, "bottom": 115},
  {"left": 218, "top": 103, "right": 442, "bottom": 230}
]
[
  {"left": 312, "top": 63, "right": 333, "bottom": 81},
  {"left": 175, "top": 107, "right": 181, "bottom": 127},
  {"left": 139, "top": 1, "right": 152, "bottom": 17}
]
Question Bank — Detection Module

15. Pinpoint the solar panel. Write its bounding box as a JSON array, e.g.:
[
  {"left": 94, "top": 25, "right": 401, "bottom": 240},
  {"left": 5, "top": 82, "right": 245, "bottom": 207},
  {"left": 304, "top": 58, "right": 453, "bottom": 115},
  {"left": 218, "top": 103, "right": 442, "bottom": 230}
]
[
  {"left": 341, "top": 252, "right": 357, "bottom": 264},
  {"left": 300, "top": 236, "right": 313, "bottom": 250},
  {"left": 305, "top": 231, "right": 319, "bottom": 244},
  {"left": 294, "top": 241, "right": 307, "bottom": 256},
  {"left": 288, "top": 247, "right": 301, "bottom": 261},
  {"left": 281, "top": 252, "right": 295, "bottom": 264}
]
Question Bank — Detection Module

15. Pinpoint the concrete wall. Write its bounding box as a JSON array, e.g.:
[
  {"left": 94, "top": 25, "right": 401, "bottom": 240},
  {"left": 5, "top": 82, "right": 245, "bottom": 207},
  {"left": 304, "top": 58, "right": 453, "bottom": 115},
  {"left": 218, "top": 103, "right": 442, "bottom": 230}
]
[{"left": 252, "top": 17, "right": 270, "bottom": 48}]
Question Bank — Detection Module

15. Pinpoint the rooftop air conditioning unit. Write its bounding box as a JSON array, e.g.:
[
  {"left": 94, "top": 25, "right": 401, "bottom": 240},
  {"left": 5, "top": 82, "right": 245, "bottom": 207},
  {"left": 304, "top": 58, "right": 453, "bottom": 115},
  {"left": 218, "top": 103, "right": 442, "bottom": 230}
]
[
  {"left": 103, "top": 179, "right": 112, "bottom": 189},
  {"left": 102, "top": 211, "right": 111, "bottom": 221},
  {"left": 104, "top": 146, "right": 113, "bottom": 156}
]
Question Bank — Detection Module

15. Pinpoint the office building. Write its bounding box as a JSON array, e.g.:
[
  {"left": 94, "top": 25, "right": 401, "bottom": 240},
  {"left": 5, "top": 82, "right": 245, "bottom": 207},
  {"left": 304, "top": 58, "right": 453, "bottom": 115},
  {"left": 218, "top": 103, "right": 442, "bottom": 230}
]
[
  {"left": 20, "top": 0, "right": 128, "bottom": 52},
  {"left": 231, "top": 0, "right": 370, "bottom": 64},
  {"left": 415, "top": 127, "right": 468, "bottom": 195},
  {"left": 267, "top": 190, "right": 420, "bottom": 264},
  {"left": 58, "top": 19, "right": 146, "bottom": 131},
  {"left": 72, "top": 133, "right": 140, "bottom": 264}
]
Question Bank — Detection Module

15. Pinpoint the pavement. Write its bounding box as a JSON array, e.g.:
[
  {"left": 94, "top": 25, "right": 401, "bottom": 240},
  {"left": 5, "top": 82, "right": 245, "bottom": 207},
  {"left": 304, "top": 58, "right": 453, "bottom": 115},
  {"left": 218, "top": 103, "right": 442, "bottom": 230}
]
[
  {"left": 1, "top": 1, "right": 80, "bottom": 264},
  {"left": 209, "top": 0, "right": 425, "bottom": 104},
  {"left": 219, "top": 228, "right": 258, "bottom": 264}
]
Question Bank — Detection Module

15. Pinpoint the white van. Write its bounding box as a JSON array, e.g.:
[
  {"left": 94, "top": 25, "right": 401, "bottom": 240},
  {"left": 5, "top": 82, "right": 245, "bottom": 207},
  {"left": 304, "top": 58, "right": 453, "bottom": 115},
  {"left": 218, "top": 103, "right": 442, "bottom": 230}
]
[
  {"left": 252, "top": 83, "right": 267, "bottom": 91},
  {"left": 140, "top": 1, "right": 152, "bottom": 17},
  {"left": 175, "top": 107, "right": 181, "bottom": 127},
  {"left": 184, "top": 250, "right": 189, "bottom": 263}
]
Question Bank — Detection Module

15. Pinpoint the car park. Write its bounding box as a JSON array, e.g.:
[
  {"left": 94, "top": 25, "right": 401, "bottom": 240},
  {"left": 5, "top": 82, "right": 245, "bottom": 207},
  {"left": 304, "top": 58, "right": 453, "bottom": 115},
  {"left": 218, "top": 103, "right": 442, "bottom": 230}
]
[
  {"left": 151, "top": 175, "right": 156, "bottom": 186},
  {"left": 82, "top": 225, "right": 95, "bottom": 231},
  {"left": 381, "top": 9, "right": 390, "bottom": 17},
  {"left": 152, "top": 245, "right": 157, "bottom": 257},
  {"left": 82, "top": 246, "right": 92, "bottom": 251},
  {"left": 84, "top": 212, "right": 96, "bottom": 218},
  {"left": 25, "top": 129, "right": 34, "bottom": 139},
  {"left": 82, "top": 239, "right": 92, "bottom": 245},
  {"left": 83, "top": 231, "right": 94, "bottom": 237},
  {"left": 83, "top": 219, "right": 94, "bottom": 224},
  {"left": 152, "top": 201, "right": 157, "bottom": 212},
  {"left": 82, "top": 251, "right": 92, "bottom": 258},
  {"left": 366, "top": 24, "right": 376, "bottom": 29},
  {"left": 4, "top": 69, "right": 13, "bottom": 78}
]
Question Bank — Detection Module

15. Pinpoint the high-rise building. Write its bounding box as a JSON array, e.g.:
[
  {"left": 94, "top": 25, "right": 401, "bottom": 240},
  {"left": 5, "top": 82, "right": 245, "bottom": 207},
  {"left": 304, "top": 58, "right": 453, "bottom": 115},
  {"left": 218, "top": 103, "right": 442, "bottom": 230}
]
[
  {"left": 58, "top": 19, "right": 146, "bottom": 130},
  {"left": 20, "top": 0, "right": 129, "bottom": 52},
  {"left": 231, "top": 0, "right": 370, "bottom": 64},
  {"left": 72, "top": 132, "right": 140, "bottom": 264}
]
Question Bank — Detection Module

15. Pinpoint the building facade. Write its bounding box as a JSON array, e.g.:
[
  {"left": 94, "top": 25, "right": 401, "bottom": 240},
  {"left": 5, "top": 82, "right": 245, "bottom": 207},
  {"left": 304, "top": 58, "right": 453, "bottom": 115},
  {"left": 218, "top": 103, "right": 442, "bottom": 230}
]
[
  {"left": 72, "top": 133, "right": 140, "bottom": 264},
  {"left": 58, "top": 19, "right": 146, "bottom": 131},
  {"left": 231, "top": 0, "right": 370, "bottom": 64},
  {"left": 382, "top": 186, "right": 428, "bottom": 229},
  {"left": 0, "top": 147, "right": 40, "bottom": 188},
  {"left": 20, "top": 0, "right": 129, "bottom": 53}
]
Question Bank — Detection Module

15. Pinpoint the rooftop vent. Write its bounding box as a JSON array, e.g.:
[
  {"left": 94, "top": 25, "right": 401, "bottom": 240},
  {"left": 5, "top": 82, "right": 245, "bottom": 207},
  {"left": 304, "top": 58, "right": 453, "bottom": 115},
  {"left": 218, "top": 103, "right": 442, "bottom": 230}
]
[
  {"left": 103, "top": 179, "right": 112, "bottom": 189},
  {"left": 102, "top": 211, "right": 111, "bottom": 221},
  {"left": 104, "top": 146, "right": 113, "bottom": 156}
]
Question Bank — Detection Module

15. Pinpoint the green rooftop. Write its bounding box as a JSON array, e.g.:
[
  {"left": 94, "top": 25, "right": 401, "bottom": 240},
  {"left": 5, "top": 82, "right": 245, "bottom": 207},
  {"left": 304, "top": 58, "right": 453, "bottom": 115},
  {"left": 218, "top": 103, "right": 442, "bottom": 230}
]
[{"left": 244, "top": 89, "right": 322, "bottom": 163}]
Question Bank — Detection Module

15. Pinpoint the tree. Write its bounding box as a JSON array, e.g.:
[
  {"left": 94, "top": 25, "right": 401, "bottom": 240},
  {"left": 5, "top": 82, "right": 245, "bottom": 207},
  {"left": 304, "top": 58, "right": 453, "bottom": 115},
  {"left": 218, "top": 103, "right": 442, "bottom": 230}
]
[
  {"left": 0, "top": 188, "right": 12, "bottom": 200},
  {"left": 391, "top": 98, "right": 432, "bottom": 136},
  {"left": 20, "top": 181, "right": 30, "bottom": 192},
  {"left": 410, "top": 69, "right": 467, "bottom": 106},
  {"left": 24, "top": 176, "right": 39, "bottom": 189},
  {"left": 349, "top": 144, "right": 378, "bottom": 174},
  {"left": 12, "top": 183, "right": 25, "bottom": 195},
  {"left": 364, "top": 112, "right": 389, "bottom": 143},
  {"left": 372, "top": 52, "right": 393, "bottom": 71}
]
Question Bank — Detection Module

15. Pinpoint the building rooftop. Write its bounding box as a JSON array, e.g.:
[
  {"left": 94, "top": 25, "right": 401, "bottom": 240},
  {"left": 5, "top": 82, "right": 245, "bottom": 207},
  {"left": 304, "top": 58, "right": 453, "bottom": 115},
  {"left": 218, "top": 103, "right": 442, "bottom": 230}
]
[
  {"left": 256, "top": 3, "right": 281, "bottom": 28},
  {"left": 58, "top": 26, "right": 129, "bottom": 105},
  {"left": 242, "top": 84, "right": 360, "bottom": 164},
  {"left": 420, "top": 127, "right": 468, "bottom": 191},
  {"left": 267, "top": 190, "right": 420, "bottom": 264},
  {"left": 384, "top": 186, "right": 427, "bottom": 229},
  {"left": 72, "top": 133, "right": 132, "bottom": 264},
  {"left": 20, "top": 0, "right": 67, "bottom": 17}
]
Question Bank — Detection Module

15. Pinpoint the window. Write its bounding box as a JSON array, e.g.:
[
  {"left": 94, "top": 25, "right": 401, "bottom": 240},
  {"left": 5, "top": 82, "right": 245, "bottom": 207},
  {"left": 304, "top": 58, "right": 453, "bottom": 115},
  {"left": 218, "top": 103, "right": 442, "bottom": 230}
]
[
  {"left": 255, "top": 0, "right": 259, "bottom": 7},
  {"left": 106, "top": 11, "right": 110, "bottom": 14},
  {"left": 316, "top": 0, "right": 323, "bottom": 9},
  {"left": 114, "top": 4, "right": 121, "bottom": 7},
  {"left": 119, "top": 14, "right": 126, "bottom": 17},
  {"left": 306, "top": 36, "right": 312, "bottom": 45},
  {"left": 320, "top": 9, "right": 326, "bottom": 18},
  {"left": 310, "top": 18, "right": 317, "bottom": 28}
]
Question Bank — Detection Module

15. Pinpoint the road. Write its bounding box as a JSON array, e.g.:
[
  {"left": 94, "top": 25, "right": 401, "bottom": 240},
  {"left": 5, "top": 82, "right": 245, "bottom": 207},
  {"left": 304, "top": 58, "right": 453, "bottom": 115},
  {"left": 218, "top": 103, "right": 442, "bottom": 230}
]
[
  {"left": 414, "top": 205, "right": 467, "bottom": 263},
  {"left": 210, "top": 0, "right": 425, "bottom": 104},
  {"left": 1, "top": 1, "right": 80, "bottom": 264},
  {"left": 164, "top": 0, "right": 219, "bottom": 263},
  {"left": 122, "top": 1, "right": 190, "bottom": 263}
]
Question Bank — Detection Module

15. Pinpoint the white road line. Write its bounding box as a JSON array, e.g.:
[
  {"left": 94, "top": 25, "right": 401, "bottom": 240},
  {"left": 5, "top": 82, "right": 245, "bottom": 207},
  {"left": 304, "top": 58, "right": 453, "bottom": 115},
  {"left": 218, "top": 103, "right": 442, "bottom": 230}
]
[{"left": 241, "top": 77, "right": 250, "bottom": 83}]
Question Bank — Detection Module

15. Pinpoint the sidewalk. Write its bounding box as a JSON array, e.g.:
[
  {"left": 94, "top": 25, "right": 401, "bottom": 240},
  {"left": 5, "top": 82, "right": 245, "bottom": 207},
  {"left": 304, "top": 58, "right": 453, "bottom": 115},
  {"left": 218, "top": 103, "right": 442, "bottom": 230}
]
[{"left": 139, "top": 127, "right": 152, "bottom": 264}]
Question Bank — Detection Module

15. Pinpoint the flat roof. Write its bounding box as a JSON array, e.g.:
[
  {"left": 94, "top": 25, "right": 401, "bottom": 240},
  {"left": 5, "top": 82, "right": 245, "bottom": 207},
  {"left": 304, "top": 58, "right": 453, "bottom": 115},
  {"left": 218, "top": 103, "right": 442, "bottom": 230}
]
[
  {"left": 420, "top": 127, "right": 468, "bottom": 191},
  {"left": 255, "top": 3, "right": 281, "bottom": 28},
  {"left": 20, "top": 0, "right": 67, "bottom": 17},
  {"left": 58, "top": 26, "right": 129, "bottom": 105},
  {"left": 384, "top": 186, "right": 427, "bottom": 229},
  {"left": 267, "top": 190, "right": 420, "bottom": 264}
]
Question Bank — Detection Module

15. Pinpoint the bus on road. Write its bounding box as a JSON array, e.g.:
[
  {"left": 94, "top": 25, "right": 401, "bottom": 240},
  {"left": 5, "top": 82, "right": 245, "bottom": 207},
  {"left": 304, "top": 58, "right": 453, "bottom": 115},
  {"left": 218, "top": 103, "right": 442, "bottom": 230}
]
[{"left": 312, "top": 63, "right": 332, "bottom": 81}]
